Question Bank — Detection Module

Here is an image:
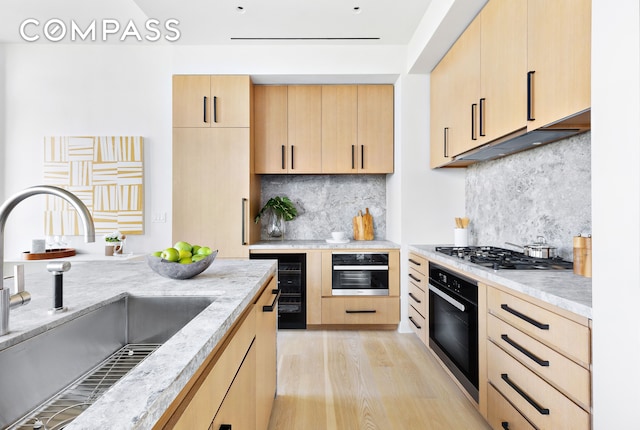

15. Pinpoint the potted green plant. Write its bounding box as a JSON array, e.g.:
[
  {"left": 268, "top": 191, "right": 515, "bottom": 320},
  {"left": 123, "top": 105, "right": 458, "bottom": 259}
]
[{"left": 255, "top": 196, "right": 298, "bottom": 239}]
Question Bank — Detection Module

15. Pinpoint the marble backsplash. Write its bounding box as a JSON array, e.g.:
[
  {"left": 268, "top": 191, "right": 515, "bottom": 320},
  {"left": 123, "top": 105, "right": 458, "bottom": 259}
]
[
  {"left": 466, "top": 132, "right": 591, "bottom": 260},
  {"left": 259, "top": 175, "right": 386, "bottom": 241}
]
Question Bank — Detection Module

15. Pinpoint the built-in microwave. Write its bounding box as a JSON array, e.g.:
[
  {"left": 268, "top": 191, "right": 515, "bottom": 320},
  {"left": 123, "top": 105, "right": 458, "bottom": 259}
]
[{"left": 331, "top": 252, "right": 389, "bottom": 296}]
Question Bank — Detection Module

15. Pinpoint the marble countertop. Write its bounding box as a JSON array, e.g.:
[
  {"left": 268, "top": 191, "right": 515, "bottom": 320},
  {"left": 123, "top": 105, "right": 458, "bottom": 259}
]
[
  {"left": 1, "top": 258, "right": 276, "bottom": 429},
  {"left": 250, "top": 239, "right": 400, "bottom": 250},
  {"left": 409, "top": 245, "right": 592, "bottom": 319}
]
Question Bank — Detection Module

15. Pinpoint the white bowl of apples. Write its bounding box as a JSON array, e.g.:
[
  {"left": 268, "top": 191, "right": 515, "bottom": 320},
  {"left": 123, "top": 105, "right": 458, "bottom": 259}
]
[{"left": 147, "top": 241, "right": 217, "bottom": 280}]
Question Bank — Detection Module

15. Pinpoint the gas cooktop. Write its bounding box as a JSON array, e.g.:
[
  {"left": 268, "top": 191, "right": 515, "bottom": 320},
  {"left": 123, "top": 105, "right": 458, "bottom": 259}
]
[{"left": 435, "top": 246, "right": 573, "bottom": 270}]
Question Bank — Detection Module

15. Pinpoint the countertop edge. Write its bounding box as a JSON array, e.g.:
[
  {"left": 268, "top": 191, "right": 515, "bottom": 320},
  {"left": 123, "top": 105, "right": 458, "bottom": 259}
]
[
  {"left": 250, "top": 239, "right": 400, "bottom": 250},
  {"left": 408, "top": 245, "right": 592, "bottom": 320}
]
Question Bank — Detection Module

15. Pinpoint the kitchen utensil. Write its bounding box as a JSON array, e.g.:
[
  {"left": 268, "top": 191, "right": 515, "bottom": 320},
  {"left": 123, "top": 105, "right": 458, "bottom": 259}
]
[
  {"left": 506, "top": 237, "right": 557, "bottom": 259},
  {"left": 362, "top": 208, "right": 374, "bottom": 240},
  {"left": 353, "top": 210, "right": 364, "bottom": 240},
  {"left": 454, "top": 228, "right": 469, "bottom": 246},
  {"left": 573, "top": 234, "right": 592, "bottom": 277}
]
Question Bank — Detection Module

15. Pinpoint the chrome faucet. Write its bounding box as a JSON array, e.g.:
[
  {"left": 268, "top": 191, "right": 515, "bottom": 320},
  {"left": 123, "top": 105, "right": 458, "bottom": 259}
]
[{"left": 0, "top": 186, "right": 96, "bottom": 335}]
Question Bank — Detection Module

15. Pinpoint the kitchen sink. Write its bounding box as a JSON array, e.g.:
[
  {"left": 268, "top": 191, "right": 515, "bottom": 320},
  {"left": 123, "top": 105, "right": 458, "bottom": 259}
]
[{"left": 0, "top": 295, "right": 217, "bottom": 429}]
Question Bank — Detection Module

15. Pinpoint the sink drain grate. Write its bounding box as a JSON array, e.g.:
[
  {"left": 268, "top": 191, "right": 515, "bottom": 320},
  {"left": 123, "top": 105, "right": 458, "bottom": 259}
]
[{"left": 12, "top": 343, "right": 161, "bottom": 430}]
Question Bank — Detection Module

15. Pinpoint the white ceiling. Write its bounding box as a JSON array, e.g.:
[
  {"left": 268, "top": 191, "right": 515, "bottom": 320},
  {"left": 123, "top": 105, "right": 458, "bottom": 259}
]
[{"left": 0, "top": 0, "right": 433, "bottom": 45}]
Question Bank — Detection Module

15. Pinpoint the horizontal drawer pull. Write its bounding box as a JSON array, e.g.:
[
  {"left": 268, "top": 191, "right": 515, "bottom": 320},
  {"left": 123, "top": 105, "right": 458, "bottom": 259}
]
[
  {"left": 501, "top": 422, "right": 509, "bottom": 430},
  {"left": 501, "top": 334, "right": 549, "bottom": 367},
  {"left": 408, "top": 316, "right": 422, "bottom": 329},
  {"left": 408, "top": 258, "right": 422, "bottom": 266},
  {"left": 408, "top": 292, "right": 422, "bottom": 304},
  {"left": 408, "top": 273, "right": 421, "bottom": 283},
  {"left": 345, "top": 309, "right": 377, "bottom": 314},
  {"left": 501, "top": 373, "right": 550, "bottom": 416},
  {"left": 500, "top": 304, "right": 550, "bottom": 330},
  {"left": 262, "top": 289, "right": 281, "bottom": 312}
]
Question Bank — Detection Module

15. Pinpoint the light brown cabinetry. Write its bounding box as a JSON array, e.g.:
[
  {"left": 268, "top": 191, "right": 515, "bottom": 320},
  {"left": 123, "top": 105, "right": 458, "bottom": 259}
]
[
  {"left": 407, "top": 252, "right": 428, "bottom": 343},
  {"left": 254, "top": 85, "right": 288, "bottom": 173},
  {"left": 321, "top": 85, "right": 358, "bottom": 173},
  {"left": 356, "top": 85, "right": 394, "bottom": 173},
  {"left": 430, "top": 0, "right": 590, "bottom": 168},
  {"left": 255, "top": 84, "right": 394, "bottom": 174},
  {"left": 527, "top": 0, "right": 591, "bottom": 130},
  {"left": 172, "top": 128, "right": 258, "bottom": 258},
  {"left": 158, "top": 276, "right": 277, "bottom": 430},
  {"left": 173, "top": 75, "right": 251, "bottom": 128},
  {"left": 486, "top": 285, "right": 591, "bottom": 430},
  {"left": 254, "top": 85, "right": 322, "bottom": 173},
  {"left": 172, "top": 75, "right": 259, "bottom": 259}
]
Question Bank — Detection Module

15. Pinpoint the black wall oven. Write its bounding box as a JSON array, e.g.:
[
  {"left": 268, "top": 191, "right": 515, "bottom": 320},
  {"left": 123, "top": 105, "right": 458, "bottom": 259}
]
[
  {"left": 332, "top": 252, "right": 389, "bottom": 296},
  {"left": 428, "top": 262, "right": 479, "bottom": 402}
]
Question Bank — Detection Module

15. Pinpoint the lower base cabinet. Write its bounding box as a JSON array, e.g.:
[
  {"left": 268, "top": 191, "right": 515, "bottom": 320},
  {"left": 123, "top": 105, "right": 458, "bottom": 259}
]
[
  {"left": 321, "top": 296, "right": 400, "bottom": 325},
  {"left": 157, "top": 276, "right": 277, "bottom": 430},
  {"left": 487, "top": 383, "right": 535, "bottom": 430}
]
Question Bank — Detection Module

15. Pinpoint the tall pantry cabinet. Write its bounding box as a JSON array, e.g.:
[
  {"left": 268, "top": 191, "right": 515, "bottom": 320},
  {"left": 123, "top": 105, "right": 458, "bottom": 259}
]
[{"left": 172, "top": 75, "right": 260, "bottom": 258}]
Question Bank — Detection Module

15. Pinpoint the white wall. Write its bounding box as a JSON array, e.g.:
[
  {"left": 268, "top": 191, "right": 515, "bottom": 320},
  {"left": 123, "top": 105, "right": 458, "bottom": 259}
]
[
  {"left": 0, "top": 43, "right": 414, "bottom": 260},
  {"left": 0, "top": 45, "right": 5, "bottom": 202},
  {"left": 591, "top": 0, "right": 640, "bottom": 426},
  {"left": 390, "top": 73, "right": 465, "bottom": 332}
]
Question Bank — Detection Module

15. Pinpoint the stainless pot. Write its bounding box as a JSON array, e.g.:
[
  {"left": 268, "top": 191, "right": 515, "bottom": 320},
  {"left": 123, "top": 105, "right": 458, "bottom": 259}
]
[{"left": 506, "top": 236, "right": 557, "bottom": 259}]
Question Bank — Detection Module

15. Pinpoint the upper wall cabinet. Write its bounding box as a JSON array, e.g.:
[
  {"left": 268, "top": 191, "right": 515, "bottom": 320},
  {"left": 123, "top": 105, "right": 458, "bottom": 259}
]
[
  {"left": 357, "top": 85, "right": 394, "bottom": 174},
  {"left": 430, "top": 0, "right": 590, "bottom": 168},
  {"left": 255, "top": 84, "right": 394, "bottom": 174},
  {"left": 173, "top": 75, "right": 251, "bottom": 128},
  {"left": 527, "top": 0, "right": 591, "bottom": 129}
]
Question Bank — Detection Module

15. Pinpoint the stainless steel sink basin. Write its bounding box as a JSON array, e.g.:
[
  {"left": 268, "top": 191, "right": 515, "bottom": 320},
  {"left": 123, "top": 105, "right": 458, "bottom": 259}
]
[{"left": 0, "top": 295, "right": 216, "bottom": 429}]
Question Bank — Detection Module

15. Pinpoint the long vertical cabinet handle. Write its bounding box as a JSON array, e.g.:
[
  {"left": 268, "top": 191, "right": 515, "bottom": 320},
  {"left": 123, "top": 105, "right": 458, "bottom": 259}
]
[
  {"left": 471, "top": 103, "right": 478, "bottom": 140},
  {"left": 281, "top": 145, "right": 286, "bottom": 170},
  {"left": 351, "top": 145, "right": 355, "bottom": 169},
  {"left": 203, "top": 96, "right": 207, "bottom": 123},
  {"left": 527, "top": 71, "right": 535, "bottom": 121},
  {"left": 213, "top": 96, "right": 218, "bottom": 123},
  {"left": 241, "top": 198, "right": 248, "bottom": 245},
  {"left": 443, "top": 127, "right": 449, "bottom": 158},
  {"left": 360, "top": 145, "right": 365, "bottom": 169},
  {"left": 479, "top": 98, "right": 486, "bottom": 137},
  {"left": 291, "top": 145, "right": 295, "bottom": 170}
]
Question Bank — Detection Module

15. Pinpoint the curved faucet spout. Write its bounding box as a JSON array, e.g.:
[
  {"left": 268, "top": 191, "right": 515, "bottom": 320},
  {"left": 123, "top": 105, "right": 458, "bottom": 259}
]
[{"left": 0, "top": 185, "right": 96, "bottom": 287}]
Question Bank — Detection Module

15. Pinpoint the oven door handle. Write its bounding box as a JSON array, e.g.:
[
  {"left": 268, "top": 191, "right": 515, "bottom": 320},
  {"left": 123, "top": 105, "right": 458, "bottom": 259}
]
[
  {"left": 429, "top": 284, "right": 466, "bottom": 312},
  {"left": 333, "top": 265, "right": 389, "bottom": 271}
]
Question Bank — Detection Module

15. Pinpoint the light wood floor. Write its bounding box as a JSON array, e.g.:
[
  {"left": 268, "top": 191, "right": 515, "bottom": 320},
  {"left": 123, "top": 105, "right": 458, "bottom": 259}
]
[{"left": 267, "top": 330, "right": 491, "bottom": 430}]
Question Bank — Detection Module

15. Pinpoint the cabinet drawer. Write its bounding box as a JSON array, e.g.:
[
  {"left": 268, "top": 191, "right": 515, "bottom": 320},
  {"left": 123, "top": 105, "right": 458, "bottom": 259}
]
[
  {"left": 322, "top": 297, "right": 399, "bottom": 325},
  {"left": 488, "top": 314, "right": 590, "bottom": 409},
  {"left": 408, "top": 304, "right": 427, "bottom": 345},
  {"left": 488, "top": 287, "right": 590, "bottom": 365},
  {"left": 408, "top": 266, "right": 427, "bottom": 291},
  {"left": 488, "top": 342, "right": 590, "bottom": 430},
  {"left": 488, "top": 383, "right": 536, "bottom": 430},
  {"left": 408, "top": 281, "right": 427, "bottom": 317},
  {"left": 408, "top": 253, "right": 428, "bottom": 275}
]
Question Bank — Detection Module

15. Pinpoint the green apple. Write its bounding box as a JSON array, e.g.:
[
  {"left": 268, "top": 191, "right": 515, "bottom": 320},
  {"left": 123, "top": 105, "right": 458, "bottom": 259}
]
[
  {"left": 151, "top": 251, "right": 162, "bottom": 257},
  {"left": 161, "top": 248, "right": 180, "bottom": 262},
  {"left": 179, "top": 257, "right": 193, "bottom": 264},
  {"left": 178, "top": 249, "right": 192, "bottom": 260},
  {"left": 196, "top": 246, "right": 213, "bottom": 256},
  {"left": 192, "top": 254, "right": 206, "bottom": 262},
  {"left": 174, "top": 241, "right": 192, "bottom": 253},
  {"left": 192, "top": 245, "right": 201, "bottom": 255}
]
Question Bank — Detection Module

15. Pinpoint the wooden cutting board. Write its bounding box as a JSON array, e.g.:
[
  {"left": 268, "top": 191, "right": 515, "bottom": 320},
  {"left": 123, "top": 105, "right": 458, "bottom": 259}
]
[{"left": 353, "top": 208, "right": 374, "bottom": 240}]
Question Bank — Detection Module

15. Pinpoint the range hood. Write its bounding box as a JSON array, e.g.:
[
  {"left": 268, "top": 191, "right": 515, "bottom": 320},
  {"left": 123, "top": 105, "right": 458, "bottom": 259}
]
[{"left": 452, "top": 109, "right": 590, "bottom": 164}]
